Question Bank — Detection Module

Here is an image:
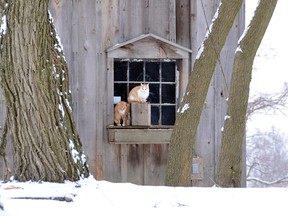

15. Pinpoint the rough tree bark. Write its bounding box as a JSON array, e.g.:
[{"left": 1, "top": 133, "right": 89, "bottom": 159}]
[
  {"left": 215, "top": 0, "right": 278, "bottom": 187},
  {"left": 0, "top": 0, "right": 89, "bottom": 182},
  {"left": 165, "top": 0, "right": 244, "bottom": 186}
]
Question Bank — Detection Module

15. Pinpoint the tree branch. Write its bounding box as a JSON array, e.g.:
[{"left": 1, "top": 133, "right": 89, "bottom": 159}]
[
  {"left": 247, "top": 176, "right": 288, "bottom": 186},
  {"left": 247, "top": 83, "right": 288, "bottom": 119}
]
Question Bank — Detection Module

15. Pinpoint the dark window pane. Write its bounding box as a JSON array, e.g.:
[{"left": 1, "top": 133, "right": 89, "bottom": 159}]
[
  {"left": 162, "top": 84, "right": 176, "bottom": 103},
  {"left": 114, "top": 60, "right": 177, "bottom": 126},
  {"left": 128, "top": 83, "right": 142, "bottom": 92},
  {"left": 162, "top": 106, "right": 175, "bottom": 125},
  {"left": 114, "top": 83, "right": 128, "bottom": 102},
  {"left": 145, "top": 62, "right": 160, "bottom": 82},
  {"left": 147, "top": 83, "right": 159, "bottom": 103},
  {"left": 161, "top": 62, "right": 175, "bottom": 82},
  {"left": 151, "top": 105, "right": 160, "bottom": 125},
  {"left": 129, "top": 62, "right": 144, "bottom": 81},
  {"left": 114, "top": 61, "right": 128, "bottom": 81}
]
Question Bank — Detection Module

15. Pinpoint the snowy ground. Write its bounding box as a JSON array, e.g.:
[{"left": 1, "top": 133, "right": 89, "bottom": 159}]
[{"left": 0, "top": 176, "right": 287, "bottom": 216}]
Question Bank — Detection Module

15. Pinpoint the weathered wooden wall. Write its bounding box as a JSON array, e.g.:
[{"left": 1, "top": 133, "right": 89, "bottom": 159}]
[
  {"left": 0, "top": 0, "right": 245, "bottom": 186},
  {"left": 50, "top": 0, "right": 245, "bottom": 186}
]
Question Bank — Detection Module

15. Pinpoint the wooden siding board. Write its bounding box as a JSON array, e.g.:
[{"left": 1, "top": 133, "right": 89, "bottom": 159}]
[
  {"left": 144, "top": 144, "right": 168, "bottom": 185},
  {"left": 103, "top": 142, "right": 121, "bottom": 182},
  {"left": 168, "top": 0, "right": 176, "bottom": 42},
  {"left": 148, "top": 0, "right": 171, "bottom": 39},
  {"left": 190, "top": 0, "right": 216, "bottom": 66},
  {"left": 127, "top": 144, "right": 144, "bottom": 184},
  {"left": 119, "top": 0, "right": 146, "bottom": 42},
  {"left": 121, "top": 144, "right": 128, "bottom": 182},
  {"left": 176, "top": 0, "right": 191, "bottom": 48},
  {"left": 77, "top": 0, "right": 99, "bottom": 177},
  {"left": 126, "top": 0, "right": 146, "bottom": 39},
  {"left": 102, "top": 0, "right": 123, "bottom": 181},
  {"left": 143, "top": 0, "right": 149, "bottom": 33},
  {"left": 119, "top": 0, "right": 127, "bottom": 41},
  {"left": 95, "top": 1, "right": 105, "bottom": 179}
]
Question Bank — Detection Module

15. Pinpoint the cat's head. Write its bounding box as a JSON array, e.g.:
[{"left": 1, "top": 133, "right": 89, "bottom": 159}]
[{"left": 140, "top": 83, "right": 149, "bottom": 90}]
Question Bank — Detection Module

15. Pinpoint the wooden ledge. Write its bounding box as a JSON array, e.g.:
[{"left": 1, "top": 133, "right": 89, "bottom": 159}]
[{"left": 107, "top": 125, "right": 173, "bottom": 144}]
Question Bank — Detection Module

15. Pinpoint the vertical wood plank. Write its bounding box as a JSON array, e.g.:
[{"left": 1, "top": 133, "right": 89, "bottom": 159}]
[
  {"left": 144, "top": 144, "right": 168, "bottom": 185},
  {"left": 119, "top": 0, "right": 146, "bottom": 42},
  {"left": 168, "top": 0, "right": 176, "bottom": 42},
  {"left": 121, "top": 144, "right": 128, "bottom": 182},
  {"left": 127, "top": 144, "right": 144, "bottom": 184},
  {"left": 176, "top": 0, "right": 191, "bottom": 48},
  {"left": 148, "top": 0, "right": 170, "bottom": 39}
]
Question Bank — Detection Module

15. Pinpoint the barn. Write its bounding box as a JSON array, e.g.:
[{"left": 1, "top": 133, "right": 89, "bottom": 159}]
[{"left": 1, "top": 0, "right": 246, "bottom": 186}]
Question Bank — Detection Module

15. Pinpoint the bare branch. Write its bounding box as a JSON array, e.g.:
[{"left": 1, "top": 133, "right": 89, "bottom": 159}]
[
  {"left": 247, "top": 83, "right": 288, "bottom": 119},
  {"left": 247, "top": 176, "right": 288, "bottom": 186},
  {"left": 246, "top": 162, "right": 259, "bottom": 178}
]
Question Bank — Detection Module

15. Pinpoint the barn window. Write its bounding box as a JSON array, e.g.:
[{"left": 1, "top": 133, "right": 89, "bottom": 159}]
[
  {"left": 107, "top": 33, "right": 192, "bottom": 144},
  {"left": 114, "top": 59, "right": 178, "bottom": 126}
]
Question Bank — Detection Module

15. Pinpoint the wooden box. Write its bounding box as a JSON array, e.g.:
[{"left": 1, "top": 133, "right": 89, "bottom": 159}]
[{"left": 130, "top": 102, "right": 151, "bottom": 126}]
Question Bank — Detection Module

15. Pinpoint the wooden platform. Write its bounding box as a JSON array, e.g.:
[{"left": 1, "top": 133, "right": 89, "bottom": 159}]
[{"left": 108, "top": 126, "right": 173, "bottom": 144}]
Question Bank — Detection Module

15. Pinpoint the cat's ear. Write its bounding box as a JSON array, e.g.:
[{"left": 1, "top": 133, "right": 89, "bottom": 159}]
[{"left": 147, "top": 83, "right": 149, "bottom": 86}]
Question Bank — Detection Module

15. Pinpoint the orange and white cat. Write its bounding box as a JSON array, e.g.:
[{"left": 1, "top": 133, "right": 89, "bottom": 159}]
[
  {"left": 128, "top": 83, "right": 149, "bottom": 103},
  {"left": 114, "top": 101, "right": 130, "bottom": 126}
]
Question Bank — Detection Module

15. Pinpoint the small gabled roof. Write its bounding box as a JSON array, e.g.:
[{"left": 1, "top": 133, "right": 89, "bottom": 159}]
[
  {"left": 108, "top": 33, "right": 192, "bottom": 54},
  {"left": 107, "top": 33, "right": 192, "bottom": 60}
]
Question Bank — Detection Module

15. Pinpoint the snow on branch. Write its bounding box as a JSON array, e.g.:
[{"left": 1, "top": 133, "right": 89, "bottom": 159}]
[{"left": 247, "top": 176, "right": 288, "bottom": 186}]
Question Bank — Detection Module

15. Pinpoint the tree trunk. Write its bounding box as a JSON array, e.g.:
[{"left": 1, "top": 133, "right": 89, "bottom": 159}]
[
  {"left": 0, "top": 0, "right": 89, "bottom": 182},
  {"left": 215, "top": 0, "right": 278, "bottom": 187},
  {"left": 165, "top": 0, "right": 244, "bottom": 186}
]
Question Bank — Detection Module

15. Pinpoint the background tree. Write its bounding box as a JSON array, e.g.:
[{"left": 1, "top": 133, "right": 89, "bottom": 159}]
[
  {"left": 247, "top": 83, "right": 288, "bottom": 120},
  {"left": 165, "top": 0, "right": 244, "bottom": 186},
  {"left": 0, "top": 0, "right": 89, "bottom": 181},
  {"left": 246, "top": 84, "right": 288, "bottom": 187},
  {"left": 246, "top": 128, "right": 288, "bottom": 187},
  {"left": 215, "top": 0, "right": 278, "bottom": 187}
]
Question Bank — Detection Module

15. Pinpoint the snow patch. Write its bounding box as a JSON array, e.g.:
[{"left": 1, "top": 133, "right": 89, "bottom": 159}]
[
  {"left": 58, "top": 103, "right": 65, "bottom": 118},
  {"left": 235, "top": 46, "right": 243, "bottom": 53},
  {"left": 238, "top": 24, "right": 250, "bottom": 44},
  {"left": 224, "top": 115, "right": 231, "bottom": 121},
  {"left": 179, "top": 103, "right": 190, "bottom": 114},
  {"left": 69, "top": 139, "right": 80, "bottom": 164},
  {"left": 65, "top": 98, "right": 72, "bottom": 111},
  {"left": 0, "top": 15, "right": 7, "bottom": 36},
  {"left": 196, "top": 2, "right": 222, "bottom": 60},
  {"left": 196, "top": 44, "right": 204, "bottom": 60}
]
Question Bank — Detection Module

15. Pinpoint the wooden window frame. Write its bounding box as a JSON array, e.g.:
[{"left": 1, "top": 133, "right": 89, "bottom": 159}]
[
  {"left": 114, "top": 59, "right": 179, "bottom": 126},
  {"left": 106, "top": 34, "right": 192, "bottom": 144}
]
